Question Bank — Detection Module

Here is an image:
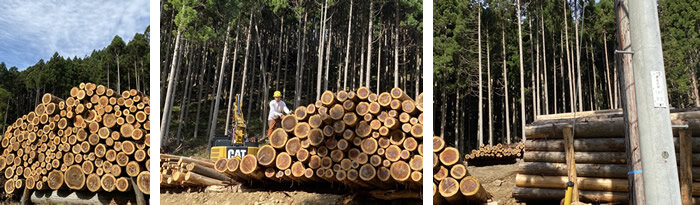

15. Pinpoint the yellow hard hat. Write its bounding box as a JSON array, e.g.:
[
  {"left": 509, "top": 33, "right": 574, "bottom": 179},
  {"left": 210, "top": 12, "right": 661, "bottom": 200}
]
[{"left": 273, "top": 91, "right": 282, "bottom": 97}]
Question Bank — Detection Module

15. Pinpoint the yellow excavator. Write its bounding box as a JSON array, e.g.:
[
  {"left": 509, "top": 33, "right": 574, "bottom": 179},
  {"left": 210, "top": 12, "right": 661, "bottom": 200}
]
[{"left": 209, "top": 94, "right": 259, "bottom": 161}]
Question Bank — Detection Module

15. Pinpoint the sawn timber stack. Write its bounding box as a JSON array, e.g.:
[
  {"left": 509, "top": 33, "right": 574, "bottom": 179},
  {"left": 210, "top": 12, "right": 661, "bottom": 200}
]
[{"left": 1, "top": 83, "right": 151, "bottom": 196}]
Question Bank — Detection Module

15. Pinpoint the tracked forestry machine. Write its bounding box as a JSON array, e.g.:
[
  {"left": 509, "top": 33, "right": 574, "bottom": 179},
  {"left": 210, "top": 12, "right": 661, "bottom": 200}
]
[{"left": 209, "top": 94, "right": 259, "bottom": 161}]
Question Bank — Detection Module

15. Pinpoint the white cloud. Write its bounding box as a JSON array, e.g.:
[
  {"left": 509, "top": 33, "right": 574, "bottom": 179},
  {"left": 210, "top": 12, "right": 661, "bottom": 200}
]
[{"left": 0, "top": 0, "right": 149, "bottom": 69}]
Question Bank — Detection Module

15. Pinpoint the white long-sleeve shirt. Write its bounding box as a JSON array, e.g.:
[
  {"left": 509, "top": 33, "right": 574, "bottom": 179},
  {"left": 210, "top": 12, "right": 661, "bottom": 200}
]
[{"left": 268, "top": 100, "right": 292, "bottom": 120}]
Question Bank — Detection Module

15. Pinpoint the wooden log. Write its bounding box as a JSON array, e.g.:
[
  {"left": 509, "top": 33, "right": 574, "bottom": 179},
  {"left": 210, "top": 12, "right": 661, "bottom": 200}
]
[
  {"left": 320, "top": 90, "right": 336, "bottom": 106},
  {"left": 136, "top": 171, "right": 149, "bottom": 194},
  {"left": 368, "top": 102, "right": 381, "bottom": 115},
  {"left": 308, "top": 115, "right": 323, "bottom": 128},
  {"left": 275, "top": 152, "right": 292, "bottom": 170},
  {"left": 185, "top": 171, "right": 227, "bottom": 186},
  {"left": 523, "top": 151, "right": 630, "bottom": 164},
  {"left": 389, "top": 99, "right": 402, "bottom": 110},
  {"left": 390, "top": 161, "right": 411, "bottom": 182},
  {"left": 281, "top": 115, "right": 298, "bottom": 132},
  {"left": 357, "top": 87, "right": 371, "bottom": 100},
  {"left": 390, "top": 87, "right": 411, "bottom": 101},
  {"left": 460, "top": 176, "right": 490, "bottom": 203},
  {"left": 343, "top": 113, "right": 358, "bottom": 127},
  {"left": 450, "top": 164, "right": 468, "bottom": 179},
  {"left": 439, "top": 177, "right": 464, "bottom": 204},
  {"left": 64, "top": 165, "right": 86, "bottom": 190},
  {"left": 401, "top": 100, "right": 418, "bottom": 115},
  {"left": 515, "top": 174, "right": 627, "bottom": 192},
  {"left": 100, "top": 174, "right": 116, "bottom": 192},
  {"left": 86, "top": 174, "right": 101, "bottom": 192},
  {"left": 269, "top": 128, "right": 288, "bottom": 149},
  {"left": 256, "top": 145, "right": 277, "bottom": 167},
  {"left": 563, "top": 127, "right": 579, "bottom": 201},
  {"left": 239, "top": 155, "right": 264, "bottom": 180},
  {"left": 512, "top": 187, "right": 628, "bottom": 203},
  {"left": 439, "top": 147, "right": 460, "bottom": 166},
  {"left": 115, "top": 177, "right": 130, "bottom": 192},
  {"left": 293, "top": 123, "right": 311, "bottom": 138},
  {"left": 356, "top": 102, "right": 370, "bottom": 116},
  {"left": 356, "top": 121, "right": 372, "bottom": 138},
  {"left": 525, "top": 137, "right": 700, "bottom": 153},
  {"left": 329, "top": 104, "right": 345, "bottom": 120},
  {"left": 294, "top": 106, "right": 308, "bottom": 121},
  {"left": 378, "top": 92, "right": 392, "bottom": 107},
  {"left": 410, "top": 124, "right": 423, "bottom": 138},
  {"left": 47, "top": 170, "right": 64, "bottom": 190}
]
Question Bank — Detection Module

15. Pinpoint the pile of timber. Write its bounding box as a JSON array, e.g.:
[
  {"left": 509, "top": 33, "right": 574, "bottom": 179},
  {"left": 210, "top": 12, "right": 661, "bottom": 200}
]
[
  {"left": 433, "top": 136, "right": 492, "bottom": 204},
  {"left": 464, "top": 143, "right": 524, "bottom": 165},
  {"left": 1, "top": 83, "right": 150, "bottom": 197},
  {"left": 513, "top": 110, "right": 700, "bottom": 203},
  {"left": 213, "top": 87, "right": 424, "bottom": 191},
  {"left": 160, "top": 154, "right": 236, "bottom": 187}
]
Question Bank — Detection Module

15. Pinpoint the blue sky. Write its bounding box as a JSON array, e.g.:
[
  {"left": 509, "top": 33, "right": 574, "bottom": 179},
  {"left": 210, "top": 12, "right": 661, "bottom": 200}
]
[{"left": 0, "top": 0, "right": 149, "bottom": 70}]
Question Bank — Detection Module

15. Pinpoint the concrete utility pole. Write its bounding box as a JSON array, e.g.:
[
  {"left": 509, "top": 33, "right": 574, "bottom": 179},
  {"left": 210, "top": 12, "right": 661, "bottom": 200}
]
[{"left": 627, "top": 0, "right": 682, "bottom": 204}]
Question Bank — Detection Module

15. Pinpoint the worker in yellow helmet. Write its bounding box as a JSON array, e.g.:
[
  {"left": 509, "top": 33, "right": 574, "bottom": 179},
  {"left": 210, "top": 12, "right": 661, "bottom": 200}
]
[{"left": 267, "top": 91, "right": 291, "bottom": 137}]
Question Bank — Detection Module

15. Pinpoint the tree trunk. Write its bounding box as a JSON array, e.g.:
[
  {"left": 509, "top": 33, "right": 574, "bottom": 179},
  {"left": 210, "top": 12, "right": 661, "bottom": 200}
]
[
  {"left": 176, "top": 41, "right": 194, "bottom": 144},
  {"left": 478, "top": 4, "right": 483, "bottom": 146},
  {"left": 541, "top": 9, "right": 549, "bottom": 115},
  {"left": 564, "top": 1, "right": 574, "bottom": 113},
  {"left": 533, "top": 18, "right": 540, "bottom": 117},
  {"left": 487, "top": 30, "right": 493, "bottom": 146},
  {"left": 208, "top": 21, "right": 233, "bottom": 146},
  {"left": 377, "top": 27, "right": 382, "bottom": 94},
  {"left": 590, "top": 37, "right": 598, "bottom": 110},
  {"left": 116, "top": 54, "right": 120, "bottom": 94},
  {"left": 366, "top": 0, "right": 373, "bottom": 89},
  {"left": 324, "top": 22, "right": 332, "bottom": 92},
  {"left": 575, "top": 1, "right": 583, "bottom": 112},
  {"left": 603, "top": 32, "right": 613, "bottom": 108},
  {"left": 503, "top": 29, "right": 511, "bottom": 144},
  {"left": 225, "top": 23, "right": 242, "bottom": 133},
  {"left": 295, "top": 12, "right": 308, "bottom": 107},
  {"left": 317, "top": 0, "right": 328, "bottom": 101},
  {"left": 276, "top": 17, "right": 284, "bottom": 91},
  {"left": 160, "top": 29, "right": 182, "bottom": 144},
  {"left": 343, "top": 0, "right": 353, "bottom": 90},
  {"left": 240, "top": 12, "right": 254, "bottom": 101},
  {"left": 255, "top": 23, "right": 269, "bottom": 141},
  {"left": 394, "top": 3, "right": 399, "bottom": 88},
  {"left": 193, "top": 43, "right": 209, "bottom": 139},
  {"left": 517, "top": 0, "right": 526, "bottom": 141}
]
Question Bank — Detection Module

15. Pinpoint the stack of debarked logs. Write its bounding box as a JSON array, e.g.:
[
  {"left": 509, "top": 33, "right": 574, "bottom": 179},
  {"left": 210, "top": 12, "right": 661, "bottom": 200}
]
[
  {"left": 1, "top": 83, "right": 150, "bottom": 196},
  {"left": 433, "top": 136, "right": 492, "bottom": 204},
  {"left": 214, "top": 87, "right": 424, "bottom": 190}
]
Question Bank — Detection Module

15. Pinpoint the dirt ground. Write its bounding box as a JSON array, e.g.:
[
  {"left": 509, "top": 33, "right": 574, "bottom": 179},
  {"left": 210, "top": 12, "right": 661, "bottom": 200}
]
[
  {"left": 160, "top": 161, "right": 520, "bottom": 205},
  {"left": 467, "top": 160, "right": 521, "bottom": 205},
  {"left": 160, "top": 189, "right": 422, "bottom": 205}
]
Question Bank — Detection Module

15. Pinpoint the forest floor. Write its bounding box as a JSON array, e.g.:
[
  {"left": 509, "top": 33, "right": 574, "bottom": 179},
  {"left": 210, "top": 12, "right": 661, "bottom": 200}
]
[{"left": 467, "top": 160, "right": 520, "bottom": 205}]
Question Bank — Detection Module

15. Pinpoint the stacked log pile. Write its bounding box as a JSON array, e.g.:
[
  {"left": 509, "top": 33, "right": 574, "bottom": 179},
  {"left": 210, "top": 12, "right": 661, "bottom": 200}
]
[
  {"left": 433, "top": 136, "right": 492, "bottom": 204},
  {"left": 464, "top": 143, "right": 523, "bottom": 165},
  {"left": 513, "top": 110, "right": 700, "bottom": 203},
  {"left": 209, "top": 87, "right": 424, "bottom": 191},
  {"left": 1, "top": 83, "right": 150, "bottom": 197},
  {"left": 160, "top": 154, "right": 236, "bottom": 187}
]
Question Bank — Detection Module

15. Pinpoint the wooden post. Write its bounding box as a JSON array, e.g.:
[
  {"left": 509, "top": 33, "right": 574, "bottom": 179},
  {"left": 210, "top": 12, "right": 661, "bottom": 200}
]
[
  {"left": 680, "top": 128, "right": 692, "bottom": 205},
  {"left": 563, "top": 126, "right": 579, "bottom": 202}
]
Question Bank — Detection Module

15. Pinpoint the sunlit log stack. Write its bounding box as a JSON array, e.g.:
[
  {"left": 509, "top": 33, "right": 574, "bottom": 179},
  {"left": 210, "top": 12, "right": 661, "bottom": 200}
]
[
  {"left": 1, "top": 83, "right": 151, "bottom": 196},
  {"left": 464, "top": 143, "right": 524, "bottom": 165},
  {"left": 432, "top": 136, "right": 492, "bottom": 204},
  {"left": 160, "top": 154, "right": 236, "bottom": 187},
  {"left": 513, "top": 110, "right": 700, "bottom": 203},
  {"left": 210, "top": 87, "right": 423, "bottom": 191}
]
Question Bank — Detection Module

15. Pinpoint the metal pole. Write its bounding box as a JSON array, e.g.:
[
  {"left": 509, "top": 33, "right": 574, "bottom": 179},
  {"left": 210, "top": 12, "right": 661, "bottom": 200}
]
[{"left": 628, "top": 0, "right": 682, "bottom": 204}]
